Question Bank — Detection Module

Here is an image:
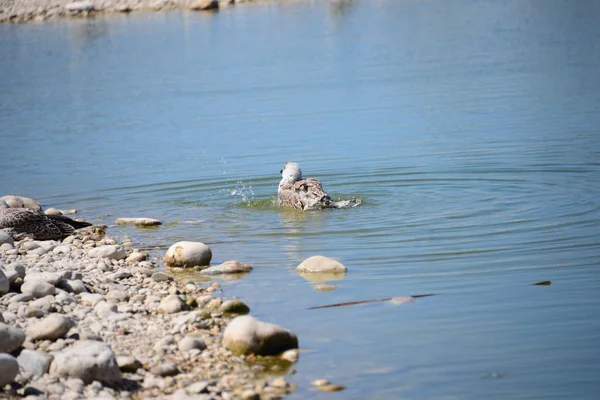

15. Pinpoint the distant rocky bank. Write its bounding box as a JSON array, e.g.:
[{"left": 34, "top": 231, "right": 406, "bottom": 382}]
[{"left": 0, "top": 0, "right": 266, "bottom": 23}]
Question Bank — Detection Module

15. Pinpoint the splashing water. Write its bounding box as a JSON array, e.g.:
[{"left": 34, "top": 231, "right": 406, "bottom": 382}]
[{"left": 230, "top": 181, "right": 255, "bottom": 203}]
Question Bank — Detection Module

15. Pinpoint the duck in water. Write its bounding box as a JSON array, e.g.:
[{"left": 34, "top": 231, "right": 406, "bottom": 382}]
[
  {"left": 0, "top": 200, "right": 92, "bottom": 240},
  {"left": 277, "top": 162, "right": 361, "bottom": 210}
]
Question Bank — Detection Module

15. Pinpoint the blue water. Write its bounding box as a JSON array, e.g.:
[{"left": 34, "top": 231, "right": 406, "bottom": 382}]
[{"left": 2, "top": 0, "right": 600, "bottom": 398}]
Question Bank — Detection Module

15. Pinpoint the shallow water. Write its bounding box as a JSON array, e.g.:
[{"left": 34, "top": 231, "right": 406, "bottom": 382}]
[{"left": 2, "top": 0, "right": 600, "bottom": 398}]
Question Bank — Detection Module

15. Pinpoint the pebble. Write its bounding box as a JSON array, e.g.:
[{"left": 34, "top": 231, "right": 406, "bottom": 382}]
[
  {"left": 30, "top": 296, "right": 53, "bottom": 310},
  {"left": 152, "top": 271, "right": 172, "bottom": 282},
  {"left": 0, "top": 269, "right": 9, "bottom": 294},
  {"left": 116, "top": 355, "right": 142, "bottom": 372},
  {"left": 240, "top": 389, "right": 260, "bottom": 400},
  {"left": 159, "top": 295, "right": 187, "bottom": 314},
  {"left": 314, "top": 283, "right": 338, "bottom": 292},
  {"left": 0, "top": 322, "right": 26, "bottom": 352},
  {"left": 317, "top": 384, "right": 346, "bottom": 392},
  {"left": 219, "top": 299, "right": 250, "bottom": 315},
  {"left": 389, "top": 296, "right": 415, "bottom": 305},
  {"left": 178, "top": 336, "right": 207, "bottom": 352},
  {"left": 200, "top": 260, "right": 253, "bottom": 276},
  {"left": 80, "top": 292, "right": 105, "bottom": 306},
  {"left": 53, "top": 245, "right": 73, "bottom": 254},
  {"left": 88, "top": 245, "right": 127, "bottom": 260},
  {"left": 0, "top": 230, "right": 15, "bottom": 246},
  {"left": 223, "top": 315, "right": 298, "bottom": 356},
  {"left": 126, "top": 251, "right": 148, "bottom": 263},
  {"left": 26, "top": 314, "right": 74, "bottom": 341},
  {"left": 106, "top": 289, "right": 130, "bottom": 303},
  {"left": 0, "top": 353, "right": 19, "bottom": 386},
  {"left": 9, "top": 262, "right": 26, "bottom": 278},
  {"left": 186, "top": 380, "right": 209, "bottom": 394},
  {"left": 115, "top": 217, "right": 162, "bottom": 226},
  {"left": 50, "top": 340, "right": 122, "bottom": 385},
  {"left": 17, "top": 349, "right": 54, "bottom": 376},
  {"left": 4, "top": 269, "right": 20, "bottom": 284},
  {"left": 151, "top": 361, "right": 179, "bottom": 377},
  {"left": 24, "top": 271, "right": 63, "bottom": 285},
  {"left": 58, "top": 279, "right": 87, "bottom": 294},
  {"left": 296, "top": 255, "right": 347, "bottom": 273},
  {"left": 280, "top": 349, "right": 300, "bottom": 363},
  {"left": 21, "top": 279, "right": 56, "bottom": 298}
]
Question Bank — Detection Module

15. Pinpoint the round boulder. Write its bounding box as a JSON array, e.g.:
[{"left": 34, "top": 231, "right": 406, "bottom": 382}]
[
  {"left": 295, "top": 255, "right": 347, "bottom": 273},
  {"left": 223, "top": 315, "right": 298, "bottom": 356},
  {"left": 164, "top": 241, "right": 212, "bottom": 268}
]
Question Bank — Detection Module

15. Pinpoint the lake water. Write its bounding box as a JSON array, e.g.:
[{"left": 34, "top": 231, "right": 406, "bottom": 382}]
[{"left": 2, "top": 0, "right": 600, "bottom": 398}]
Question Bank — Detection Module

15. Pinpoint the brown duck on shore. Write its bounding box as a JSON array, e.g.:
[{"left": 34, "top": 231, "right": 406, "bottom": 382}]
[{"left": 0, "top": 200, "right": 92, "bottom": 240}]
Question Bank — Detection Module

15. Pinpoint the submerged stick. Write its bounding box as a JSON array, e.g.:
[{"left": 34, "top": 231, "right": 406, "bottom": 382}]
[{"left": 308, "top": 293, "right": 436, "bottom": 310}]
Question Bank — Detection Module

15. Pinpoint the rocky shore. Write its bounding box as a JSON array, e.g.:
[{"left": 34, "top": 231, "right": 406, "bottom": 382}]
[
  {"left": 0, "top": 208, "right": 301, "bottom": 399},
  {"left": 0, "top": 0, "right": 265, "bottom": 23}
]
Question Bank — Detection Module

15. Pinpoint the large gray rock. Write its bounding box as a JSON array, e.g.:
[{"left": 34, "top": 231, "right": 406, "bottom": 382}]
[
  {"left": 26, "top": 314, "right": 74, "bottom": 341},
  {"left": 223, "top": 316, "right": 298, "bottom": 356},
  {"left": 295, "top": 255, "right": 347, "bottom": 273},
  {"left": 0, "top": 195, "right": 42, "bottom": 211},
  {"left": 200, "top": 260, "right": 252, "bottom": 275},
  {"left": 17, "top": 349, "right": 53, "bottom": 376},
  {"left": 164, "top": 241, "right": 212, "bottom": 268},
  {"left": 0, "top": 353, "right": 19, "bottom": 386},
  {"left": 21, "top": 280, "right": 56, "bottom": 298},
  {"left": 0, "top": 269, "right": 8, "bottom": 295},
  {"left": 0, "top": 322, "right": 26, "bottom": 353},
  {"left": 88, "top": 245, "right": 127, "bottom": 260},
  {"left": 50, "top": 340, "right": 121, "bottom": 385}
]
